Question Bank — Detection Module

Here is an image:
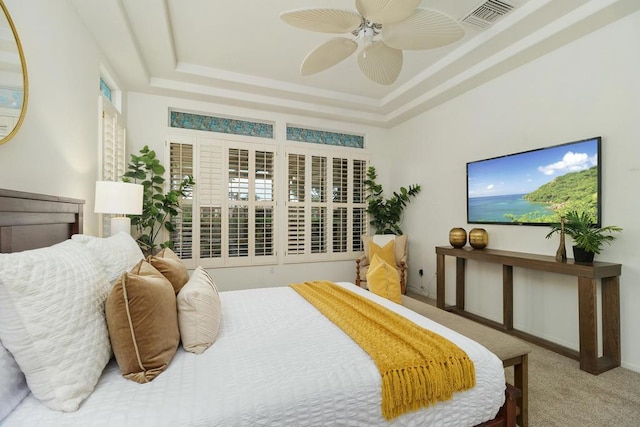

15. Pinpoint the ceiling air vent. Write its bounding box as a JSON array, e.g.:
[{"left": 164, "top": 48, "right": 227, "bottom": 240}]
[{"left": 461, "top": 0, "right": 515, "bottom": 28}]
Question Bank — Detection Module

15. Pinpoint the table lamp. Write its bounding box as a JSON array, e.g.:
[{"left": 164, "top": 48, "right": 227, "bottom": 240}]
[{"left": 94, "top": 181, "right": 143, "bottom": 236}]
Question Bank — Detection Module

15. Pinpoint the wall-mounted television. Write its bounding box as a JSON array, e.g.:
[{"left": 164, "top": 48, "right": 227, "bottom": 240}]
[{"left": 466, "top": 136, "right": 601, "bottom": 226}]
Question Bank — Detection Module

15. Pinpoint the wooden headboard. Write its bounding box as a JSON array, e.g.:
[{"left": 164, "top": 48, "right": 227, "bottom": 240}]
[{"left": 0, "top": 189, "right": 84, "bottom": 253}]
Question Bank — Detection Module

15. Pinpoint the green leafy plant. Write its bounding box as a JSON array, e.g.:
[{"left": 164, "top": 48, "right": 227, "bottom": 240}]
[
  {"left": 123, "top": 145, "right": 194, "bottom": 254},
  {"left": 363, "top": 165, "right": 421, "bottom": 235},
  {"left": 546, "top": 210, "right": 621, "bottom": 254}
]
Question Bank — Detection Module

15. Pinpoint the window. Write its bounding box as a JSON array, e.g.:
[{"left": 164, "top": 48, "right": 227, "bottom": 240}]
[
  {"left": 169, "top": 142, "right": 194, "bottom": 259},
  {"left": 285, "top": 148, "right": 368, "bottom": 262},
  {"left": 168, "top": 132, "right": 367, "bottom": 267},
  {"left": 98, "top": 95, "right": 126, "bottom": 237},
  {"left": 169, "top": 135, "right": 276, "bottom": 268},
  {"left": 100, "top": 78, "right": 112, "bottom": 102},
  {"left": 99, "top": 67, "right": 122, "bottom": 111}
]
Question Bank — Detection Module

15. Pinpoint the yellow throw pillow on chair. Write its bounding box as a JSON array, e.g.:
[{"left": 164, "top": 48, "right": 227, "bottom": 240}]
[
  {"left": 366, "top": 254, "right": 402, "bottom": 304},
  {"left": 368, "top": 239, "right": 396, "bottom": 267}
]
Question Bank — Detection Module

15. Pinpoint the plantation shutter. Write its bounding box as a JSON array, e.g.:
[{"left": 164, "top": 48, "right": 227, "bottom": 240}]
[
  {"left": 284, "top": 149, "right": 367, "bottom": 262},
  {"left": 332, "top": 157, "right": 349, "bottom": 254},
  {"left": 255, "top": 151, "right": 275, "bottom": 257},
  {"left": 286, "top": 153, "right": 306, "bottom": 257},
  {"left": 228, "top": 148, "right": 250, "bottom": 259},
  {"left": 352, "top": 159, "right": 367, "bottom": 252},
  {"left": 166, "top": 132, "right": 366, "bottom": 266},
  {"left": 198, "top": 141, "right": 224, "bottom": 265},
  {"left": 170, "top": 137, "right": 277, "bottom": 267},
  {"left": 169, "top": 141, "right": 194, "bottom": 261},
  {"left": 98, "top": 95, "right": 126, "bottom": 237},
  {"left": 311, "top": 156, "right": 327, "bottom": 254}
]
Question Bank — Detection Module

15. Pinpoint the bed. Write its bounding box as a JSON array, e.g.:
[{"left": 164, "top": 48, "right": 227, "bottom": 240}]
[{"left": 0, "top": 188, "right": 517, "bottom": 426}]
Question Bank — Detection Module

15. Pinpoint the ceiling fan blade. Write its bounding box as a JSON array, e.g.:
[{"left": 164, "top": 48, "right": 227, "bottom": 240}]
[
  {"left": 300, "top": 37, "right": 358, "bottom": 76},
  {"left": 355, "top": 0, "right": 420, "bottom": 24},
  {"left": 383, "top": 9, "right": 465, "bottom": 50},
  {"left": 280, "top": 9, "right": 362, "bottom": 34},
  {"left": 357, "top": 41, "right": 402, "bottom": 85}
]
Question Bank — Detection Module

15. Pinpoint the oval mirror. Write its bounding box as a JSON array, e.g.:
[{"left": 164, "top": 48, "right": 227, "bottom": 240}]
[{"left": 0, "top": 1, "right": 27, "bottom": 146}]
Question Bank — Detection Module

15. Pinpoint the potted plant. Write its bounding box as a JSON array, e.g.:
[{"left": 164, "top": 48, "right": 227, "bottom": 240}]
[
  {"left": 546, "top": 210, "right": 621, "bottom": 263},
  {"left": 363, "top": 166, "right": 421, "bottom": 235},
  {"left": 123, "top": 145, "right": 195, "bottom": 255}
]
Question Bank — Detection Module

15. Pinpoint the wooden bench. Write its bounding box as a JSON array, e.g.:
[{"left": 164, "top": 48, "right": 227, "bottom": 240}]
[{"left": 402, "top": 295, "right": 531, "bottom": 427}]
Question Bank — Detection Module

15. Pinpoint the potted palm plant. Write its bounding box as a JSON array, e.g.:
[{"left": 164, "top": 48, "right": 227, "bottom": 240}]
[{"left": 546, "top": 210, "right": 622, "bottom": 263}]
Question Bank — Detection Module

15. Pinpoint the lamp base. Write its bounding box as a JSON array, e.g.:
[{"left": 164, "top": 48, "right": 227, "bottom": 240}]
[{"left": 110, "top": 217, "right": 132, "bottom": 236}]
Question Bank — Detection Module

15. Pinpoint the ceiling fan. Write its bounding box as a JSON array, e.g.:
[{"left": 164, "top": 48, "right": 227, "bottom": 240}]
[{"left": 280, "top": 0, "right": 465, "bottom": 86}]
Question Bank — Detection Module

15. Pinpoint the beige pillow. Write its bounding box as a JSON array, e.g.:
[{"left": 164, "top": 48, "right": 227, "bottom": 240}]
[
  {"left": 366, "top": 254, "right": 402, "bottom": 304},
  {"left": 393, "top": 234, "right": 408, "bottom": 264},
  {"left": 147, "top": 247, "right": 189, "bottom": 294},
  {"left": 177, "top": 267, "right": 222, "bottom": 354},
  {"left": 106, "top": 260, "right": 180, "bottom": 383}
]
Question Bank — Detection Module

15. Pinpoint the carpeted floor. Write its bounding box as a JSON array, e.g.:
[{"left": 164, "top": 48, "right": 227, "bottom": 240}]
[
  {"left": 505, "top": 343, "right": 640, "bottom": 426},
  {"left": 404, "top": 292, "right": 640, "bottom": 426}
]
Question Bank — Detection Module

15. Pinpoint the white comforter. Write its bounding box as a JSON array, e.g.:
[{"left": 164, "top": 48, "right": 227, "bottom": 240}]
[{"left": 2, "top": 282, "right": 505, "bottom": 427}]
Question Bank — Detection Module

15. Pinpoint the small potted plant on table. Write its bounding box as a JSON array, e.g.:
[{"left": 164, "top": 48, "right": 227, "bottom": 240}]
[{"left": 546, "top": 210, "right": 622, "bottom": 263}]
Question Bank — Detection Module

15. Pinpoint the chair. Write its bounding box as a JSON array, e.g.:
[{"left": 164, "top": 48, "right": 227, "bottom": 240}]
[{"left": 355, "top": 234, "right": 408, "bottom": 294}]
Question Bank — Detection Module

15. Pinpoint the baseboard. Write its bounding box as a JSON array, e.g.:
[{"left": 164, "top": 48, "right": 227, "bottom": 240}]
[{"left": 621, "top": 361, "right": 640, "bottom": 373}]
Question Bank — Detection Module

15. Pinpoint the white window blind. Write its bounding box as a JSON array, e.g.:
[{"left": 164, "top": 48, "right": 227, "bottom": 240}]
[
  {"left": 168, "top": 133, "right": 366, "bottom": 267},
  {"left": 98, "top": 95, "right": 126, "bottom": 237},
  {"left": 311, "top": 156, "right": 327, "bottom": 254},
  {"left": 169, "top": 135, "right": 277, "bottom": 267},
  {"left": 197, "top": 142, "right": 224, "bottom": 262},
  {"left": 352, "top": 159, "right": 367, "bottom": 252},
  {"left": 169, "top": 142, "right": 194, "bottom": 260},
  {"left": 284, "top": 149, "right": 368, "bottom": 262}
]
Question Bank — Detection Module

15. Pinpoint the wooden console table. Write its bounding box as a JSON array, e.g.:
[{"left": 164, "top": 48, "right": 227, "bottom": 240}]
[{"left": 435, "top": 246, "right": 622, "bottom": 375}]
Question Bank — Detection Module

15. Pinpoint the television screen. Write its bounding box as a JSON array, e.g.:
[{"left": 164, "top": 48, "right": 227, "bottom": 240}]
[{"left": 466, "top": 136, "right": 601, "bottom": 226}]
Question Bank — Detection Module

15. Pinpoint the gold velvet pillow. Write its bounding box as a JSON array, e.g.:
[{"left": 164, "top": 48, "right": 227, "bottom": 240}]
[
  {"left": 147, "top": 247, "right": 189, "bottom": 294},
  {"left": 106, "top": 260, "right": 180, "bottom": 383},
  {"left": 368, "top": 239, "right": 396, "bottom": 267},
  {"left": 362, "top": 235, "right": 407, "bottom": 267},
  {"left": 366, "top": 254, "right": 402, "bottom": 304}
]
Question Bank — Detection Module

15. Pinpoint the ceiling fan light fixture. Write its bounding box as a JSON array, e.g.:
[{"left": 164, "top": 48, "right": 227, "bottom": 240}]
[
  {"left": 282, "top": 1, "right": 465, "bottom": 85},
  {"left": 359, "top": 26, "right": 375, "bottom": 47}
]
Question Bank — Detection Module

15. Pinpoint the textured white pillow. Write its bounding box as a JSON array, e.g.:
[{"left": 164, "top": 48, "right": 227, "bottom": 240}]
[
  {"left": 177, "top": 267, "right": 222, "bottom": 354},
  {"left": 0, "top": 240, "right": 112, "bottom": 412},
  {"left": 0, "top": 341, "right": 29, "bottom": 421},
  {"left": 72, "top": 232, "right": 144, "bottom": 284}
]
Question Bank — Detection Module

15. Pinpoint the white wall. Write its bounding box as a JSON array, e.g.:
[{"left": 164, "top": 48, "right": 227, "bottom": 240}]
[
  {"left": 389, "top": 11, "right": 640, "bottom": 371},
  {"left": 0, "top": 0, "right": 122, "bottom": 235},
  {"left": 126, "top": 92, "right": 390, "bottom": 291}
]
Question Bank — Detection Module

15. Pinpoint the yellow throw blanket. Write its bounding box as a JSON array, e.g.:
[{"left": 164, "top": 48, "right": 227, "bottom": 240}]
[{"left": 290, "top": 281, "right": 475, "bottom": 420}]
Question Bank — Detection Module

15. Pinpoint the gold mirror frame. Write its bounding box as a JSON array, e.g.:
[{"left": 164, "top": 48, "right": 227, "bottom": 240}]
[{"left": 0, "top": 0, "right": 28, "bottom": 146}]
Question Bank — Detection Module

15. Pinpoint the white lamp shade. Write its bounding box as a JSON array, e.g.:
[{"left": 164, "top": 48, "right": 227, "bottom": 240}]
[{"left": 94, "top": 181, "right": 143, "bottom": 215}]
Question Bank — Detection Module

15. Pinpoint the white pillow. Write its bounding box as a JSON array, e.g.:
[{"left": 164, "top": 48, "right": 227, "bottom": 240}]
[
  {"left": 0, "top": 240, "right": 112, "bottom": 412},
  {"left": 72, "top": 232, "right": 144, "bottom": 284},
  {"left": 0, "top": 341, "right": 29, "bottom": 421},
  {"left": 177, "top": 267, "right": 222, "bottom": 354}
]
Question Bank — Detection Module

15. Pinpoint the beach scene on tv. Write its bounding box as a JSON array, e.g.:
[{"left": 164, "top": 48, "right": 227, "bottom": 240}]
[{"left": 467, "top": 138, "right": 600, "bottom": 225}]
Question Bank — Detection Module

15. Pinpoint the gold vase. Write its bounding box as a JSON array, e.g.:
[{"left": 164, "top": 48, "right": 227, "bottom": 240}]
[
  {"left": 469, "top": 228, "right": 488, "bottom": 249},
  {"left": 449, "top": 228, "right": 467, "bottom": 248}
]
